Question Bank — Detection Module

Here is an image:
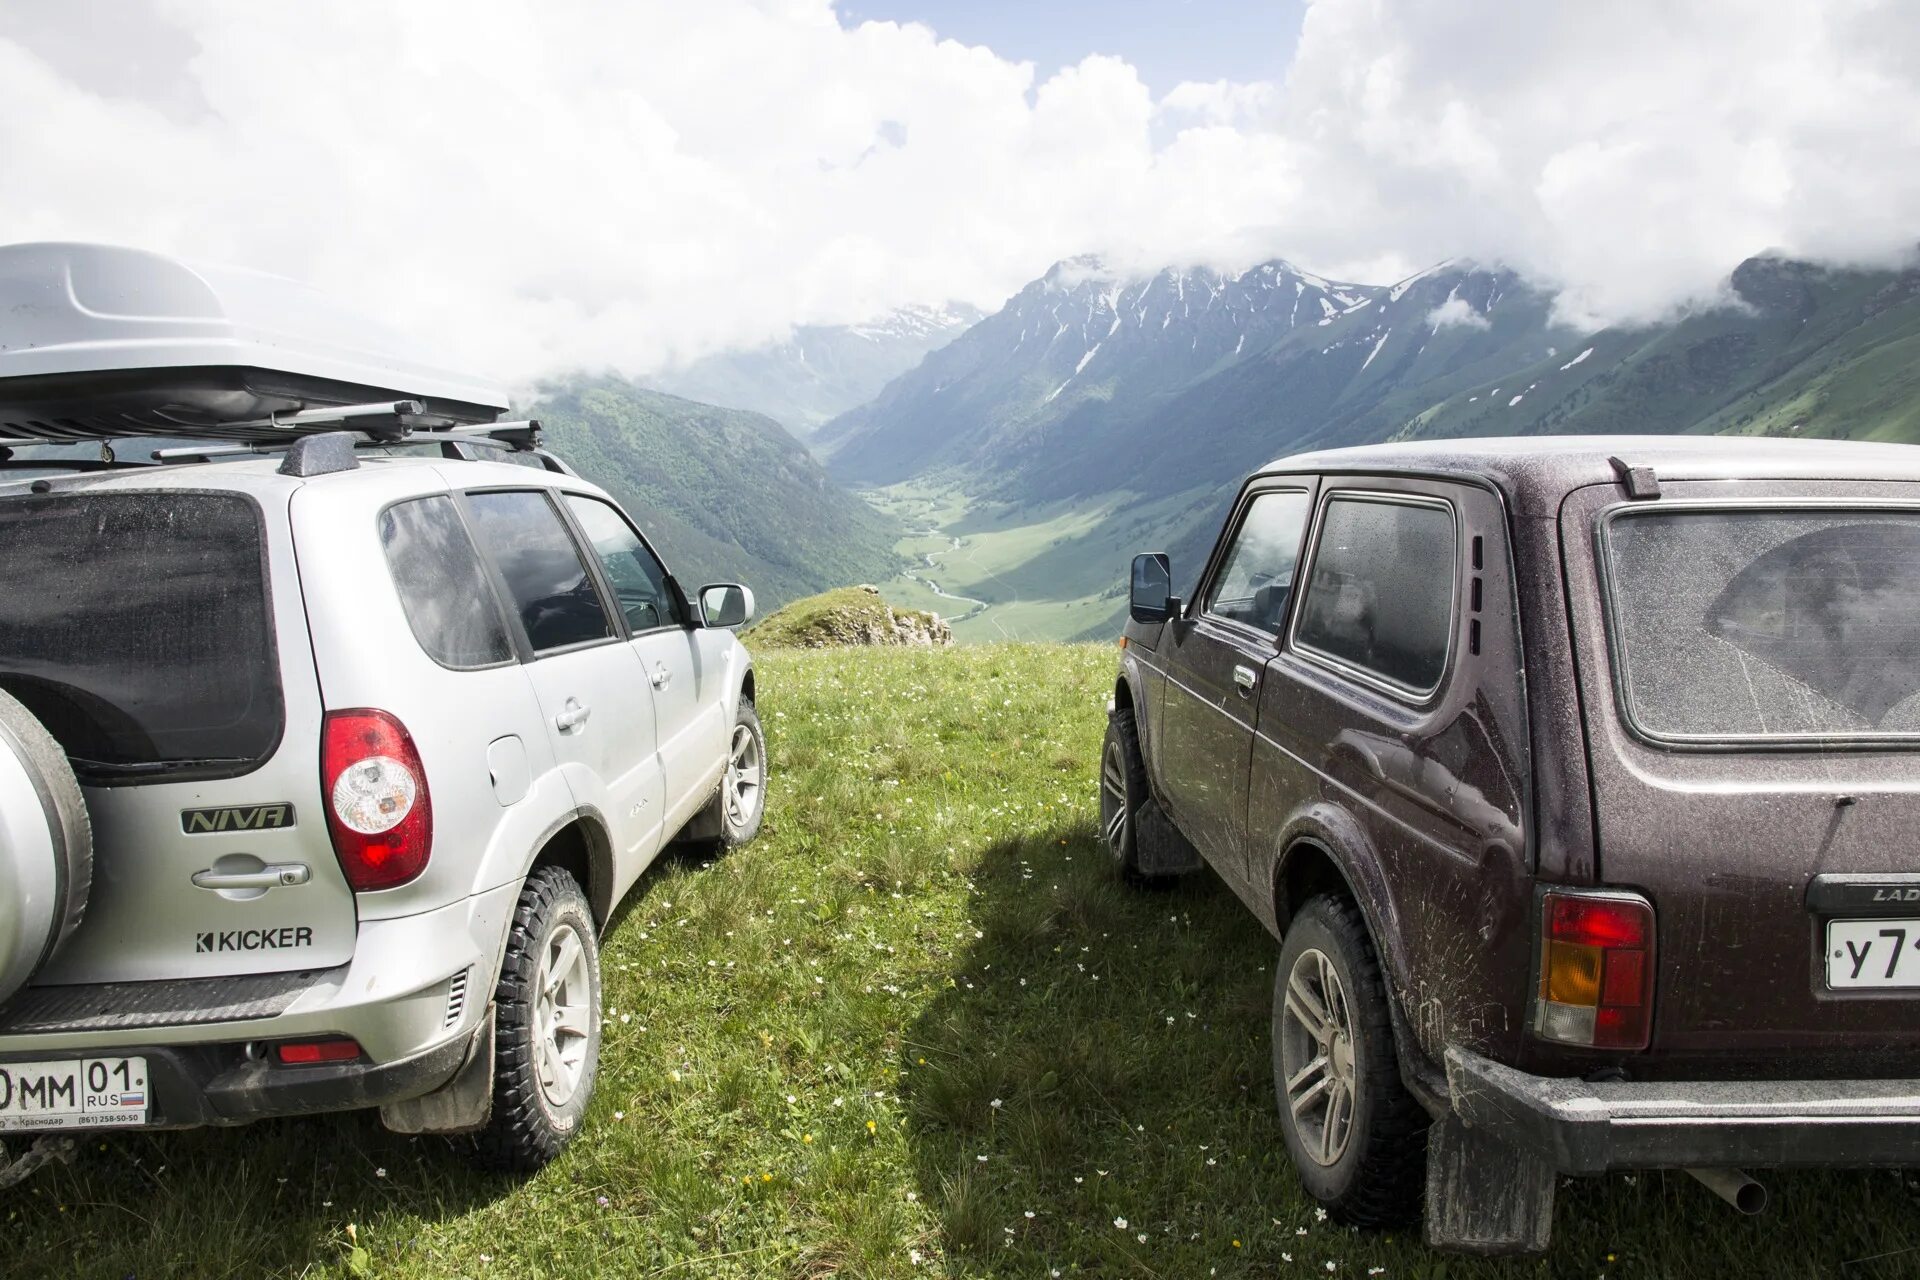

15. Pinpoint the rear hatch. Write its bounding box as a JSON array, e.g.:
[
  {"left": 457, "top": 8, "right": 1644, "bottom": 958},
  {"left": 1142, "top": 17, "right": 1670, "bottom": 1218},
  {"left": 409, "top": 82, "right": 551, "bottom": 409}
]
[
  {"left": 1563, "top": 477, "right": 1920, "bottom": 1077},
  {"left": 0, "top": 478, "right": 358, "bottom": 986}
]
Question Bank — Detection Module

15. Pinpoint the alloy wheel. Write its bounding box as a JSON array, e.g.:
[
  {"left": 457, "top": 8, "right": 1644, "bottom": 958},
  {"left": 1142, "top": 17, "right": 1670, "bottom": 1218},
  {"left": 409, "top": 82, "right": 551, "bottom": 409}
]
[
  {"left": 533, "top": 923, "right": 593, "bottom": 1109},
  {"left": 1099, "top": 736, "right": 1130, "bottom": 858},
  {"left": 1278, "top": 946, "right": 1358, "bottom": 1166},
  {"left": 724, "top": 723, "right": 763, "bottom": 831}
]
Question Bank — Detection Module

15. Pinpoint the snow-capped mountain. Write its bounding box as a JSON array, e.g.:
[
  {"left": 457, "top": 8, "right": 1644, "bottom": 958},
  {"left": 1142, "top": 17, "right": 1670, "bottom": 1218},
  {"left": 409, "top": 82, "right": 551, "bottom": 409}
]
[
  {"left": 643, "top": 302, "right": 982, "bottom": 435},
  {"left": 819, "top": 255, "right": 1568, "bottom": 497}
]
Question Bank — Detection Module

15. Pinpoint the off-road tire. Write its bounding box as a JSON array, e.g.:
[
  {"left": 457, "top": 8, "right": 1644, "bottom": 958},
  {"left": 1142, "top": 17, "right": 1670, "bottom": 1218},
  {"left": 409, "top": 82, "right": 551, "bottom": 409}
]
[
  {"left": 1100, "top": 707, "right": 1174, "bottom": 884},
  {"left": 470, "top": 867, "right": 602, "bottom": 1173},
  {"left": 1273, "top": 894, "right": 1426, "bottom": 1228}
]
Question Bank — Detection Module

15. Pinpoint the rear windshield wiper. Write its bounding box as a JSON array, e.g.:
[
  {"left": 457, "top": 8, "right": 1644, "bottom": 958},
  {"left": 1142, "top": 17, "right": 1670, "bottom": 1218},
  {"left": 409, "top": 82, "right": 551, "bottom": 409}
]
[{"left": 68, "top": 756, "right": 253, "bottom": 779}]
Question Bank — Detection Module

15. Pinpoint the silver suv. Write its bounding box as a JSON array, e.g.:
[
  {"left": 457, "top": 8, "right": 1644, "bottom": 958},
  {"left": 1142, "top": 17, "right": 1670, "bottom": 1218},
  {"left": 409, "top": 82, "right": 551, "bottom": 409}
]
[{"left": 0, "top": 436, "right": 766, "bottom": 1171}]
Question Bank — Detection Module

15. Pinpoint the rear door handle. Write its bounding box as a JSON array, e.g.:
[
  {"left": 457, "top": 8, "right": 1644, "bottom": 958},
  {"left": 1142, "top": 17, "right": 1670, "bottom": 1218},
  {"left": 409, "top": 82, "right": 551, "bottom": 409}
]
[
  {"left": 1233, "top": 664, "right": 1258, "bottom": 693},
  {"left": 650, "top": 665, "right": 671, "bottom": 690},
  {"left": 192, "top": 863, "right": 310, "bottom": 891},
  {"left": 555, "top": 699, "right": 592, "bottom": 731}
]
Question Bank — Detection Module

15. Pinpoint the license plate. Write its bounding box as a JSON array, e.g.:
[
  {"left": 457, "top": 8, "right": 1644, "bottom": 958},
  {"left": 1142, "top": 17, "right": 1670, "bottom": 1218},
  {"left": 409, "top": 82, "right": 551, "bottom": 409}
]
[
  {"left": 1826, "top": 919, "right": 1920, "bottom": 990},
  {"left": 0, "top": 1057, "right": 149, "bottom": 1131}
]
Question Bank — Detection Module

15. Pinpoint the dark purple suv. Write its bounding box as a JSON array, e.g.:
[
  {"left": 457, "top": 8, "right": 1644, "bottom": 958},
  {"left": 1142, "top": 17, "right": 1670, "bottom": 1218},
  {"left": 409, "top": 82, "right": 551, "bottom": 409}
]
[{"left": 1102, "top": 436, "right": 1920, "bottom": 1252}]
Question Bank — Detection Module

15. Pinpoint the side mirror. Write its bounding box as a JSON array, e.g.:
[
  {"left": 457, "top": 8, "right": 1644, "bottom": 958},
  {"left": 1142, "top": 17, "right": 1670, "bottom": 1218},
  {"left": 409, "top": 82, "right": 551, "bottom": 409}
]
[
  {"left": 699, "top": 583, "right": 755, "bottom": 629},
  {"left": 1128, "top": 553, "right": 1180, "bottom": 624}
]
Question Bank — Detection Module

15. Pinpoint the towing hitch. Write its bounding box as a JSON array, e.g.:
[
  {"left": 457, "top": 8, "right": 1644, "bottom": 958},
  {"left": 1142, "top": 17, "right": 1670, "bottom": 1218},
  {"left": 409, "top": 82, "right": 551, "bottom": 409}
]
[{"left": 0, "top": 1135, "right": 77, "bottom": 1190}]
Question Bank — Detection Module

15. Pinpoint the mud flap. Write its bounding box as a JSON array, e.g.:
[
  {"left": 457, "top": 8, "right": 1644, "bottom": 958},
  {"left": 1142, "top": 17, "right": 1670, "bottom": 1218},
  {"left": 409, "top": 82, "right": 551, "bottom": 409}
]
[
  {"left": 380, "top": 1006, "right": 495, "bottom": 1136},
  {"left": 673, "top": 784, "right": 727, "bottom": 844},
  {"left": 1135, "top": 795, "right": 1203, "bottom": 877},
  {"left": 1423, "top": 1114, "right": 1557, "bottom": 1254}
]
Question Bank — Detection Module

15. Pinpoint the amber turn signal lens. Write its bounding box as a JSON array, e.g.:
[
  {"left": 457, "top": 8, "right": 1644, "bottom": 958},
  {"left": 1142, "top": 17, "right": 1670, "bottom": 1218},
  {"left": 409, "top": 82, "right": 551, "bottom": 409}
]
[{"left": 1542, "top": 939, "right": 1603, "bottom": 1005}]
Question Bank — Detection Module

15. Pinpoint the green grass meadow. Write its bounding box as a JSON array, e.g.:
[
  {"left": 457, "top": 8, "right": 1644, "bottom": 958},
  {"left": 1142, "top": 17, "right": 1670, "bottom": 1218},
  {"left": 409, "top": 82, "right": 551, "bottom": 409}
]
[{"left": 9, "top": 645, "right": 1920, "bottom": 1278}]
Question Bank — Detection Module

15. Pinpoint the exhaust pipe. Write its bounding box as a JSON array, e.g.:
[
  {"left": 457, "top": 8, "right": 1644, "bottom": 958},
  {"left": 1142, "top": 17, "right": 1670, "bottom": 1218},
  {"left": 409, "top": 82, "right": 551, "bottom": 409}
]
[{"left": 1686, "top": 1167, "right": 1768, "bottom": 1215}]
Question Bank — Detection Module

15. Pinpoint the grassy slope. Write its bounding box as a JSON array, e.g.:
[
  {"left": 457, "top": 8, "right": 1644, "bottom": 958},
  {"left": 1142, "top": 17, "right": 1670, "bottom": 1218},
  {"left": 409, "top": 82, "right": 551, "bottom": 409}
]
[
  {"left": 535, "top": 379, "right": 903, "bottom": 612},
  {"left": 12, "top": 646, "right": 1919, "bottom": 1279}
]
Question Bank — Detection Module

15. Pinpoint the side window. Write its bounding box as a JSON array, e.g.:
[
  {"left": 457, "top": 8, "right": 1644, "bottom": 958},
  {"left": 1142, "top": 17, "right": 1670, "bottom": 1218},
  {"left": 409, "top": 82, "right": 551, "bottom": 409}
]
[
  {"left": 380, "top": 496, "right": 514, "bottom": 669},
  {"left": 1204, "top": 489, "right": 1313, "bottom": 636},
  {"left": 1294, "top": 494, "right": 1456, "bottom": 694},
  {"left": 465, "top": 490, "right": 614, "bottom": 653},
  {"left": 564, "top": 495, "right": 683, "bottom": 633}
]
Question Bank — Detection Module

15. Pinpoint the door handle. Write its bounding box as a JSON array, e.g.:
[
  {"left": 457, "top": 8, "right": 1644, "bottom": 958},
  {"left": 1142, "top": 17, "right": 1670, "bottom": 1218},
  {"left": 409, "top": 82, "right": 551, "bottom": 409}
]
[
  {"left": 1233, "top": 664, "right": 1258, "bottom": 694},
  {"left": 650, "top": 665, "right": 671, "bottom": 691},
  {"left": 192, "top": 863, "right": 310, "bottom": 891},
  {"left": 555, "top": 699, "right": 592, "bottom": 731}
]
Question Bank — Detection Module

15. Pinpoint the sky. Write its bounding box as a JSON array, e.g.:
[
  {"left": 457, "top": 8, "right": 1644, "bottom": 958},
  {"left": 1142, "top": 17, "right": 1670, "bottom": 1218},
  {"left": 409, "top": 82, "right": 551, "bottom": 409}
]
[
  {"left": 3, "top": 1, "right": 1918, "bottom": 384},
  {"left": 842, "top": 1, "right": 1306, "bottom": 98}
]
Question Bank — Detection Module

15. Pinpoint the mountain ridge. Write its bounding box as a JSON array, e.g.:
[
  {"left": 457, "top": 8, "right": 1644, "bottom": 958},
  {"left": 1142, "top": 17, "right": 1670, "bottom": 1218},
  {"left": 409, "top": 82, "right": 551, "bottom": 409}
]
[{"left": 820, "top": 255, "right": 1574, "bottom": 501}]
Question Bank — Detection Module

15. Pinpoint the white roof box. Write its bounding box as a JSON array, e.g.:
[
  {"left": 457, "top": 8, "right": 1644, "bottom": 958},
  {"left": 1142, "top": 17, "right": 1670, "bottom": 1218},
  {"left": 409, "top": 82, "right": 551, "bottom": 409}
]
[{"left": 0, "top": 242, "right": 509, "bottom": 442}]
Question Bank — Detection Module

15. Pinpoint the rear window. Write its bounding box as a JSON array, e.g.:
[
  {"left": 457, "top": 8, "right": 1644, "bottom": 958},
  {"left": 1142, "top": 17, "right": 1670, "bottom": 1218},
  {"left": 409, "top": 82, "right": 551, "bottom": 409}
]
[
  {"left": 1603, "top": 505, "right": 1920, "bottom": 743},
  {"left": 0, "top": 491, "right": 282, "bottom": 781},
  {"left": 380, "top": 496, "right": 514, "bottom": 669},
  {"left": 1294, "top": 494, "right": 1457, "bottom": 694}
]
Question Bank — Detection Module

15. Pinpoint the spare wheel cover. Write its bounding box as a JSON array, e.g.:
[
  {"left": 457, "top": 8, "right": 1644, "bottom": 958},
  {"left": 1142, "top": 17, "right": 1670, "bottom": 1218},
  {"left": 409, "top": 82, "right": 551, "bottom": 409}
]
[{"left": 0, "top": 689, "right": 93, "bottom": 1006}]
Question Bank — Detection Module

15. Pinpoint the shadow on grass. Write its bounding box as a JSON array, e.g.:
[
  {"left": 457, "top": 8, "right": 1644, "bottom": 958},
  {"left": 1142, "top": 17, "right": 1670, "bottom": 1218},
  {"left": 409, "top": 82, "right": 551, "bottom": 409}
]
[
  {"left": 898, "top": 820, "right": 1294, "bottom": 1275},
  {"left": 900, "top": 821, "right": 1920, "bottom": 1279},
  {"left": 7, "top": 867, "right": 684, "bottom": 1280}
]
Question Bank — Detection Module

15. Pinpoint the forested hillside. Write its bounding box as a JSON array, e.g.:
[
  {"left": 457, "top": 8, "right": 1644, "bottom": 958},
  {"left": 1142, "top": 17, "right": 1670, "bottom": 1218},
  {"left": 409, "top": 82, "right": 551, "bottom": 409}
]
[{"left": 534, "top": 378, "right": 902, "bottom": 609}]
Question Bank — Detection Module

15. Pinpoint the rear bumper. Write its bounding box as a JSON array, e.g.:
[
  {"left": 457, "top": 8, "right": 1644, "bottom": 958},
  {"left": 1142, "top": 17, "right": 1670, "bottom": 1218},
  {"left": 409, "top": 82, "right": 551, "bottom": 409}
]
[
  {"left": 0, "top": 881, "right": 517, "bottom": 1064},
  {"left": 0, "top": 1026, "right": 474, "bottom": 1132},
  {"left": 1447, "top": 1047, "right": 1920, "bottom": 1173}
]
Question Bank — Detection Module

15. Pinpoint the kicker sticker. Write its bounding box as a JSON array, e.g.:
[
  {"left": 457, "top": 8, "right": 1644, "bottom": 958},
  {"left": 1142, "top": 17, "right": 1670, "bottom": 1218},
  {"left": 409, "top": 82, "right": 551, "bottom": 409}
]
[
  {"left": 196, "top": 927, "right": 313, "bottom": 953},
  {"left": 181, "top": 803, "right": 296, "bottom": 834}
]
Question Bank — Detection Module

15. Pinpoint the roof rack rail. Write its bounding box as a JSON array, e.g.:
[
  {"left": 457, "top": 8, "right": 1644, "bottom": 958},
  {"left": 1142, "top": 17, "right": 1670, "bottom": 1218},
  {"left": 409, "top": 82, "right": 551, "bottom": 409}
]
[
  {"left": 0, "top": 398, "right": 461, "bottom": 451},
  {"left": 0, "top": 440, "right": 157, "bottom": 473},
  {"left": 146, "top": 419, "right": 574, "bottom": 476}
]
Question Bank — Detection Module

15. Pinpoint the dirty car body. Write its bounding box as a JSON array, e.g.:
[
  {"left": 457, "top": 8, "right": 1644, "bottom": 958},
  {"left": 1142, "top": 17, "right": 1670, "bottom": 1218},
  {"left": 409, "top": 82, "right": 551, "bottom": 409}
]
[{"left": 1107, "top": 436, "right": 1920, "bottom": 1250}]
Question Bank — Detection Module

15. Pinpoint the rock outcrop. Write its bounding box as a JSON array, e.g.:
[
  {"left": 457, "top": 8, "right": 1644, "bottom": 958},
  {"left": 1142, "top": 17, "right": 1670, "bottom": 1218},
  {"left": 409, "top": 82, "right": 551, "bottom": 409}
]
[{"left": 746, "top": 586, "right": 954, "bottom": 649}]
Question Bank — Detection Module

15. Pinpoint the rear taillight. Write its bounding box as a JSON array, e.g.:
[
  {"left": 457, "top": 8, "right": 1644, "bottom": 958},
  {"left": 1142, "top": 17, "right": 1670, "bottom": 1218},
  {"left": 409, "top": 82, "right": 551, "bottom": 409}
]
[
  {"left": 1534, "top": 890, "right": 1655, "bottom": 1050},
  {"left": 322, "top": 709, "right": 432, "bottom": 892}
]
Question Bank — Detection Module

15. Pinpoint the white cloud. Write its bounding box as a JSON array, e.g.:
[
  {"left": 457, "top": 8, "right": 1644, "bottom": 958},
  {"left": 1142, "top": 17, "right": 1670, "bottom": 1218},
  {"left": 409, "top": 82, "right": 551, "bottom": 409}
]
[
  {"left": 1259, "top": 0, "right": 1920, "bottom": 325},
  {"left": 1157, "top": 79, "right": 1278, "bottom": 128},
  {"left": 1, "top": 0, "right": 1916, "bottom": 385},
  {"left": 1426, "top": 297, "right": 1490, "bottom": 331}
]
